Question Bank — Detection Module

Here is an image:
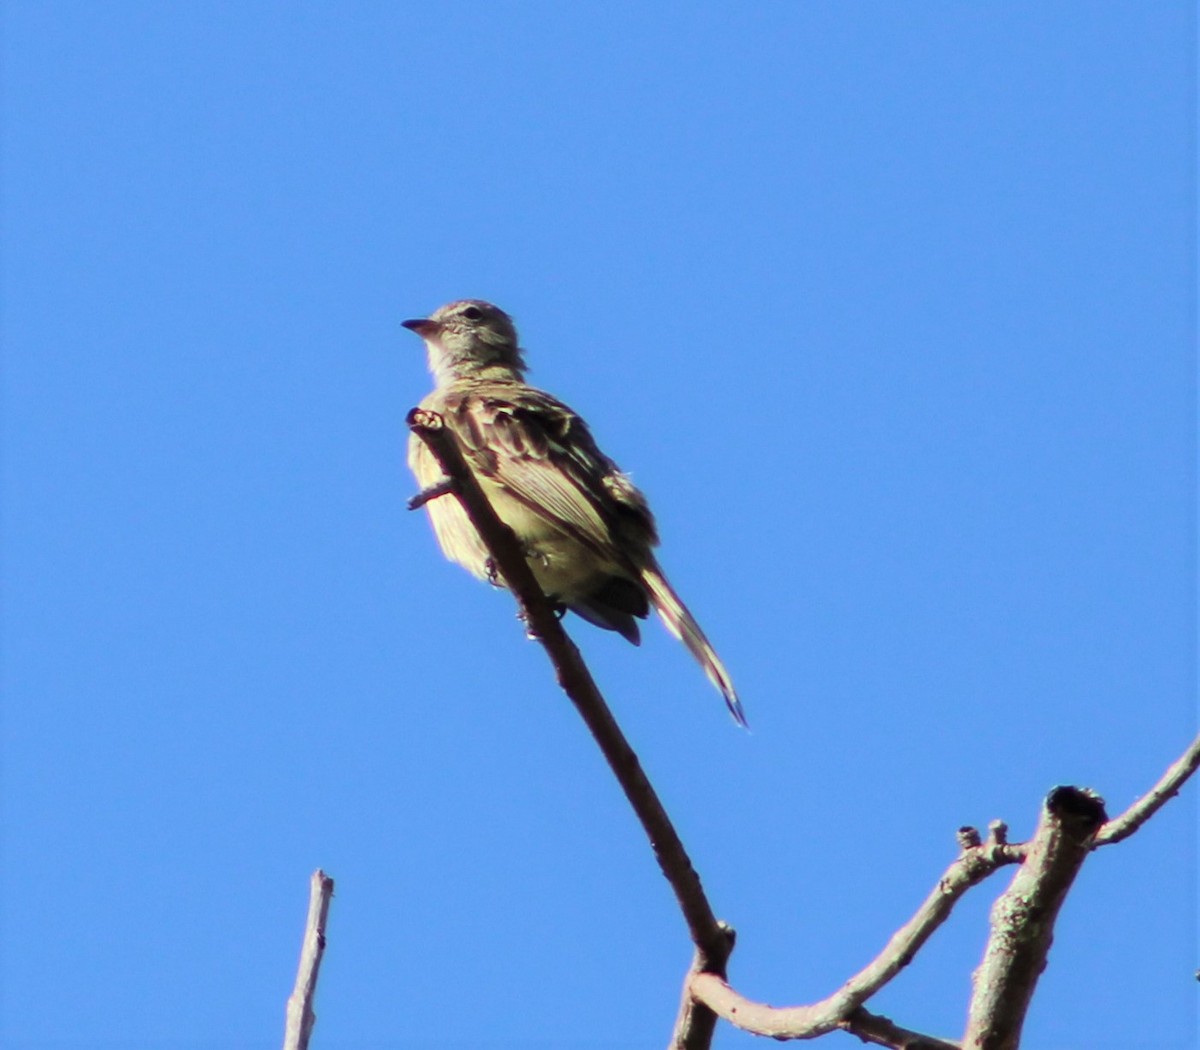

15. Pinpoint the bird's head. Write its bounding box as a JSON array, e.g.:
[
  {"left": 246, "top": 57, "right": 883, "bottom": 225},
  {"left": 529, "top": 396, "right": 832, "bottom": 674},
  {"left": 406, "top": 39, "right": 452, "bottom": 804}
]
[{"left": 403, "top": 300, "right": 527, "bottom": 383}]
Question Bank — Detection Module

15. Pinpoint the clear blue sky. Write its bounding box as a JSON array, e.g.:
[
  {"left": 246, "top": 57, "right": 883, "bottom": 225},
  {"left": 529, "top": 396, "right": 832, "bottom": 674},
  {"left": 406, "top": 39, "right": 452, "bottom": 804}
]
[{"left": 3, "top": 4, "right": 1194, "bottom": 1048}]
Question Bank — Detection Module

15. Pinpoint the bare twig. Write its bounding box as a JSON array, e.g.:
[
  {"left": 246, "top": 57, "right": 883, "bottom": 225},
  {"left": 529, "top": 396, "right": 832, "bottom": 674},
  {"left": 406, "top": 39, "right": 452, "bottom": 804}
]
[
  {"left": 964, "top": 787, "right": 1107, "bottom": 1050},
  {"left": 283, "top": 870, "right": 335, "bottom": 1050},
  {"left": 685, "top": 836, "right": 1023, "bottom": 1043},
  {"left": 407, "top": 477, "right": 457, "bottom": 510},
  {"left": 1094, "top": 731, "right": 1200, "bottom": 846},
  {"left": 407, "top": 412, "right": 736, "bottom": 1026},
  {"left": 844, "top": 1007, "right": 963, "bottom": 1050}
]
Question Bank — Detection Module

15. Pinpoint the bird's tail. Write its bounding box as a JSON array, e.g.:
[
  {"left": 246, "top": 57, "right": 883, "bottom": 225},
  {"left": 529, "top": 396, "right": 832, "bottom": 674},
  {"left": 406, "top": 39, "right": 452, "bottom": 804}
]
[{"left": 641, "top": 562, "right": 747, "bottom": 728}]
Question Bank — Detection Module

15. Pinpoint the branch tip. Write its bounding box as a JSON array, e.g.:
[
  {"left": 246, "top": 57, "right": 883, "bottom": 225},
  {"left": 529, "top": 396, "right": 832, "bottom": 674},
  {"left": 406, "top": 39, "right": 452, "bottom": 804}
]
[
  {"left": 406, "top": 406, "right": 444, "bottom": 431},
  {"left": 1093, "top": 733, "right": 1200, "bottom": 846},
  {"left": 1044, "top": 785, "right": 1108, "bottom": 833},
  {"left": 282, "top": 870, "right": 335, "bottom": 1050},
  {"left": 957, "top": 826, "right": 981, "bottom": 851}
]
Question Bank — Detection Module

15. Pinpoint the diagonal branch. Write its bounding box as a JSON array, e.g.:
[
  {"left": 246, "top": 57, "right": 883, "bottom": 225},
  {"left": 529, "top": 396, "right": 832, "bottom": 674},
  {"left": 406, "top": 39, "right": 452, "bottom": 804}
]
[
  {"left": 407, "top": 411, "right": 735, "bottom": 984},
  {"left": 1093, "top": 731, "right": 1200, "bottom": 847},
  {"left": 408, "top": 411, "right": 1199, "bottom": 1050},
  {"left": 843, "top": 1008, "right": 963, "bottom": 1050}
]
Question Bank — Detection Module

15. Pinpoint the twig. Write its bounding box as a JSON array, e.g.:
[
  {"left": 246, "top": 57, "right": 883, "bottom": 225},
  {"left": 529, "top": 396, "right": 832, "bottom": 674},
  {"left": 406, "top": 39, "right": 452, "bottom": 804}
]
[
  {"left": 406, "top": 412, "right": 736, "bottom": 1026},
  {"left": 283, "top": 870, "right": 335, "bottom": 1050},
  {"left": 964, "top": 787, "right": 1107, "bottom": 1050},
  {"left": 1094, "top": 731, "right": 1200, "bottom": 846},
  {"left": 685, "top": 835, "right": 1021, "bottom": 1043},
  {"left": 407, "top": 478, "right": 456, "bottom": 511},
  {"left": 844, "top": 1008, "right": 962, "bottom": 1050}
]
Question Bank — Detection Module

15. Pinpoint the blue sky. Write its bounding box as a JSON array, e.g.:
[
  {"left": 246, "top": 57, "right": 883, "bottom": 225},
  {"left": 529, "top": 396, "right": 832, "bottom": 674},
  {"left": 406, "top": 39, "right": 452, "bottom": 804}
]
[{"left": 2, "top": 4, "right": 1194, "bottom": 1048}]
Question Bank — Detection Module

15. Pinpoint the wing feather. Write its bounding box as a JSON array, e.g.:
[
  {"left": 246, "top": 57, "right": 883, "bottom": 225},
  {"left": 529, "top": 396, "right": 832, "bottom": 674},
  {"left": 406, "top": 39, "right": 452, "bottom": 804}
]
[{"left": 442, "top": 385, "right": 657, "bottom": 565}]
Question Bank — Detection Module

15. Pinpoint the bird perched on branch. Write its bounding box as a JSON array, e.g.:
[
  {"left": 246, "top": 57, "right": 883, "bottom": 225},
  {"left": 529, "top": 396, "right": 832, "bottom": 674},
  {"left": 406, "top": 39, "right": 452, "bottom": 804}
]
[{"left": 404, "top": 299, "right": 745, "bottom": 727}]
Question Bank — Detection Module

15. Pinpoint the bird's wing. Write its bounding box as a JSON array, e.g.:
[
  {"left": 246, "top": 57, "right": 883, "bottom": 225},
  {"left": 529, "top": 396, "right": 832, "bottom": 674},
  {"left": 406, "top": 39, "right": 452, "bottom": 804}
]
[{"left": 441, "top": 384, "right": 657, "bottom": 562}]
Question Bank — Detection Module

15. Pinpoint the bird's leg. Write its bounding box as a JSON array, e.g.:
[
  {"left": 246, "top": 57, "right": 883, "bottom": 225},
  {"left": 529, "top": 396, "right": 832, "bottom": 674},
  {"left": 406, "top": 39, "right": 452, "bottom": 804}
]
[{"left": 407, "top": 477, "right": 457, "bottom": 511}]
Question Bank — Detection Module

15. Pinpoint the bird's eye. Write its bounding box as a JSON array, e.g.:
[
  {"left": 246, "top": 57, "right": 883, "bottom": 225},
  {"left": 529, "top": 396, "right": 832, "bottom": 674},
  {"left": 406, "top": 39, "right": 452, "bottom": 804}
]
[{"left": 461, "top": 305, "right": 484, "bottom": 321}]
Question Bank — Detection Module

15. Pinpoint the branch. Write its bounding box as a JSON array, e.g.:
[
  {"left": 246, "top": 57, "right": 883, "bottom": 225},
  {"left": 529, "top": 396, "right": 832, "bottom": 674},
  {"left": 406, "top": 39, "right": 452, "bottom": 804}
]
[
  {"left": 684, "top": 828, "right": 1023, "bottom": 1044},
  {"left": 671, "top": 935, "right": 735, "bottom": 1050},
  {"left": 406, "top": 412, "right": 736, "bottom": 1017},
  {"left": 1094, "top": 731, "right": 1200, "bottom": 846},
  {"left": 408, "top": 412, "right": 1200, "bottom": 1050},
  {"left": 963, "top": 787, "right": 1107, "bottom": 1050},
  {"left": 283, "top": 869, "right": 335, "bottom": 1050},
  {"left": 845, "top": 1008, "right": 963, "bottom": 1050}
]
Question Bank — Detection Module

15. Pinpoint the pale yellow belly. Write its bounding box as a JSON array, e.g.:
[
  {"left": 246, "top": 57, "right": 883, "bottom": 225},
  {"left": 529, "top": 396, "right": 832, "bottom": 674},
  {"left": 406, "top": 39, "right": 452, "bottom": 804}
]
[{"left": 410, "top": 440, "right": 613, "bottom": 600}]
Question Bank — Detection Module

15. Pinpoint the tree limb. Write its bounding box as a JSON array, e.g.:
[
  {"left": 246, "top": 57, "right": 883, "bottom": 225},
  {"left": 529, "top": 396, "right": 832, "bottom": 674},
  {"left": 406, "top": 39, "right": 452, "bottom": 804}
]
[
  {"left": 844, "top": 1008, "right": 962, "bottom": 1050},
  {"left": 407, "top": 411, "right": 736, "bottom": 1032},
  {"left": 684, "top": 831, "right": 1022, "bottom": 1044},
  {"left": 1093, "top": 730, "right": 1200, "bottom": 847},
  {"left": 283, "top": 869, "right": 335, "bottom": 1050},
  {"left": 963, "top": 787, "right": 1107, "bottom": 1050},
  {"left": 406, "top": 411, "right": 1198, "bottom": 1050},
  {"left": 672, "top": 934, "right": 735, "bottom": 1050}
]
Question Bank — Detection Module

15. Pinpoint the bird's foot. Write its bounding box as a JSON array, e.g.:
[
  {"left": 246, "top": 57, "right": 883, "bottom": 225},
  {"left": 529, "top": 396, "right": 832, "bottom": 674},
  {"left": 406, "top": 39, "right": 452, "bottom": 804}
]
[{"left": 517, "top": 601, "right": 566, "bottom": 640}]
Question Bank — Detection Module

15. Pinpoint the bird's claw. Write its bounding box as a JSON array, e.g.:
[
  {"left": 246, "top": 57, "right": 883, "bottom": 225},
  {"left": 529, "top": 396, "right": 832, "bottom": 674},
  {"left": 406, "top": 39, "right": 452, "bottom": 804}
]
[{"left": 517, "top": 601, "right": 566, "bottom": 640}]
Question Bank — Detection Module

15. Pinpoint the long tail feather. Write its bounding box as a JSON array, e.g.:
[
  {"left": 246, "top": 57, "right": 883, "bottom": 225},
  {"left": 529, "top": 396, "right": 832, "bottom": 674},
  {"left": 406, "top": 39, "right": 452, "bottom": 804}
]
[{"left": 641, "top": 563, "right": 747, "bottom": 728}]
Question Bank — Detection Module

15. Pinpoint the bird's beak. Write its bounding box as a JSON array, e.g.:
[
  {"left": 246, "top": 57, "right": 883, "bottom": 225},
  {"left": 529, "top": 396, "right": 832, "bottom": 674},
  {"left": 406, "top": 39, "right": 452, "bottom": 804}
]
[{"left": 402, "top": 317, "right": 438, "bottom": 336}]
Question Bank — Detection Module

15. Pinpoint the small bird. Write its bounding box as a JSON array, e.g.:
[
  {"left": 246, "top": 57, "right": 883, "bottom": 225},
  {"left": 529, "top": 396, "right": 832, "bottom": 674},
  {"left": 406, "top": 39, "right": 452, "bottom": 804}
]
[{"left": 404, "top": 299, "right": 745, "bottom": 726}]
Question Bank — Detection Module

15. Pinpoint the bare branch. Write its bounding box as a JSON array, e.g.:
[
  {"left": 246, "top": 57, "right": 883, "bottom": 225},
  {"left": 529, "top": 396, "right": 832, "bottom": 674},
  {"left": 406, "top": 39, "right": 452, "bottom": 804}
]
[
  {"left": 844, "top": 1007, "right": 963, "bottom": 1050},
  {"left": 283, "top": 869, "right": 335, "bottom": 1050},
  {"left": 407, "top": 412, "right": 736, "bottom": 1012},
  {"left": 1094, "top": 731, "right": 1200, "bottom": 847},
  {"left": 964, "top": 787, "right": 1107, "bottom": 1050},
  {"left": 685, "top": 836, "right": 1022, "bottom": 1041},
  {"left": 407, "top": 477, "right": 456, "bottom": 510},
  {"left": 672, "top": 933, "right": 735, "bottom": 1050},
  {"left": 407, "top": 413, "right": 1200, "bottom": 1050},
  {"left": 688, "top": 975, "right": 960, "bottom": 1048}
]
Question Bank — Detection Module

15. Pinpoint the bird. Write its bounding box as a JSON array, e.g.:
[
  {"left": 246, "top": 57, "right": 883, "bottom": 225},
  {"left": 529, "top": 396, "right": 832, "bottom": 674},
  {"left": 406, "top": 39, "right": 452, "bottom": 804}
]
[{"left": 403, "top": 299, "right": 745, "bottom": 727}]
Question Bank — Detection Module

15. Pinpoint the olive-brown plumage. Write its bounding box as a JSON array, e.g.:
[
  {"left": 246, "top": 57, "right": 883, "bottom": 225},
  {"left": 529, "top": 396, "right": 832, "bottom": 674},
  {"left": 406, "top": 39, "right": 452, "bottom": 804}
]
[{"left": 405, "top": 299, "right": 745, "bottom": 726}]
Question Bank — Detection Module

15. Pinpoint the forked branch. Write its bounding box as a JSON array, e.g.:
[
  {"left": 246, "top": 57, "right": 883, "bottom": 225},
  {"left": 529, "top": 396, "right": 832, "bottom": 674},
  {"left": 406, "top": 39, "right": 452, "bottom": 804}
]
[
  {"left": 963, "top": 788, "right": 1107, "bottom": 1050},
  {"left": 685, "top": 822, "right": 1023, "bottom": 1046},
  {"left": 683, "top": 737, "right": 1198, "bottom": 1048}
]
